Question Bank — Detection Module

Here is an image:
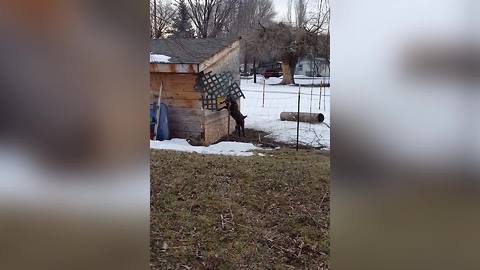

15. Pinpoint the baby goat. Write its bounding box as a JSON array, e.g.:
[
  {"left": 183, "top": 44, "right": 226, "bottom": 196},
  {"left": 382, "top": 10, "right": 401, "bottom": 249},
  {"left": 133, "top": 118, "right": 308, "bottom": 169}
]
[{"left": 217, "top": 97, "right": 247, "bottom": 137}]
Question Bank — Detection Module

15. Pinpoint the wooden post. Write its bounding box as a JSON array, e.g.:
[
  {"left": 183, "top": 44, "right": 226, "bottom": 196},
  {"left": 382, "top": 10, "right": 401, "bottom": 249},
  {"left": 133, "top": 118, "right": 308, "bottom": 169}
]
[
  {"left": 262, "top": 79, "right": 266, "bottom": 108},
  {"left": 323, "top": 85, "right": 326, "bottom": 110},
  {"left": 310, "top": 52, "right": 314, "bottom": 114},
  {"left": 309, "top": 85, "right": 314, "bottom": 115},
  {"left": 154, "top": 81, "right": 163, "bottom": 140},
  {"left": 296, "top": 85, "right": 301, "bottom": 151},
  {"left": 227, "top": 113, "right": 231, "bottom": 136}
]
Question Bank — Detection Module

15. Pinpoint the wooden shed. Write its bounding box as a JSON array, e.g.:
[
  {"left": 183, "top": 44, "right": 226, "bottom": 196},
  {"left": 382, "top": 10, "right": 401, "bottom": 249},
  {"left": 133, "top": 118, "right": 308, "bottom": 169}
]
[{"left": 150, "top": 38, "right": 241, "bottom": 145}]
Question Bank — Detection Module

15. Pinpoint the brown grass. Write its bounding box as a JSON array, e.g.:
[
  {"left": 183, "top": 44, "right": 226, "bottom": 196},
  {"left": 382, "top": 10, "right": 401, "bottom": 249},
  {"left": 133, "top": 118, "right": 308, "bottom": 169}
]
[{"left": 151, "top": 149, "right": 330, "bottom": 269}]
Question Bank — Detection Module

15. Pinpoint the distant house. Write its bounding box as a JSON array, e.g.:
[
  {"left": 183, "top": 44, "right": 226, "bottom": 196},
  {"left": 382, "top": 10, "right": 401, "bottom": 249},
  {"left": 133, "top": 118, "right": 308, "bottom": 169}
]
[
  {"left": 295, "top": 57, "right": 330, "bottom": 77},
  {"left": 150, "top": 38, "right": 241, "bottom": 145}
]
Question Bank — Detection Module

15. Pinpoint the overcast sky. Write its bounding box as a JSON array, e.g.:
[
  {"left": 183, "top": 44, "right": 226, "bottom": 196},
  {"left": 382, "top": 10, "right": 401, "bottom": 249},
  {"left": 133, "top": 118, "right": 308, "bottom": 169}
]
[{"left": 272, "top": 0, "right": 289, "bottom": 21}]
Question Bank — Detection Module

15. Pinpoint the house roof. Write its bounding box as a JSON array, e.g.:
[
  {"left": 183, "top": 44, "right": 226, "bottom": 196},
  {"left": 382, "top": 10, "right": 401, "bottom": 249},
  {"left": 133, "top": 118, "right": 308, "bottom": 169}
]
[{"left": 150, "top": 38, "right": 238, "bottom": 64}]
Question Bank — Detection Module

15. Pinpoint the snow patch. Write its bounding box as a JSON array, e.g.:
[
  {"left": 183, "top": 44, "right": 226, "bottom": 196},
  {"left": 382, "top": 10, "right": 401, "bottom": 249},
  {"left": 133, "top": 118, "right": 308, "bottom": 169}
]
[
  {"left": 150, "top": 54, "right": 171, "bottom": 63},
  {"left": 241, "top": 78, "right": 330, "bottom": 149},
  {"left": 249, "top": 75, "right": 329, "bottom": 86},
  {"left": 150, "top": 139, "right": 259, "bottom": 157}
]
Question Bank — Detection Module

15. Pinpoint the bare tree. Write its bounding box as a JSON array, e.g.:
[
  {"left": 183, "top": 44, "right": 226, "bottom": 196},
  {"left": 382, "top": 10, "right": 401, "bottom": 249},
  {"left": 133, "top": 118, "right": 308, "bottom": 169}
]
[
  {"left": 236, "top": 0, "right": 276, "bottom": 32},
  {"left": 150, "top": 0, "right": 175, "bottom": 39},
  {"left": 304, "top": 0, "right": 330, "bottom": 63},
  {"left": 287, "top": 0, "right": 293, "bottom": 24},
  {"left": 230, "top": 0, "right": 276, "bottom": 79},
  {"left": 255, "top": 23, "right": 296, "bottom": 84},
  {"left": 295, "top": 0, "right": 307, "bottom": 28},
  {"left": 255, "top": 22, "right": 326, "bottom": 85},
  {"left": 305, "top": 0, "right": 330, "bottom": 35},
  {"left": 184, "top": 0, "right": 239, "bottom": 38}
]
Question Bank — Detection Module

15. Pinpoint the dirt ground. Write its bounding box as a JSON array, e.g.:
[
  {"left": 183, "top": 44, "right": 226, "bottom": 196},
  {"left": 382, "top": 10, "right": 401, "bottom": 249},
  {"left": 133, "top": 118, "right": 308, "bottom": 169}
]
[
  {"left": 218, "top": 128, "right": 328, "bottom": 150},
  {"left": 151, "top": 148, "right": 330, "bottom": 270}
]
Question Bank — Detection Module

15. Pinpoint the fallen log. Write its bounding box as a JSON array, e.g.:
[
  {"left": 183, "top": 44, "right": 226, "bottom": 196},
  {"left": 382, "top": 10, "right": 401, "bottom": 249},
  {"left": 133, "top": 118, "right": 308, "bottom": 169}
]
[{"left": 280, "top": 112, "right": 325, "bottom": 123}]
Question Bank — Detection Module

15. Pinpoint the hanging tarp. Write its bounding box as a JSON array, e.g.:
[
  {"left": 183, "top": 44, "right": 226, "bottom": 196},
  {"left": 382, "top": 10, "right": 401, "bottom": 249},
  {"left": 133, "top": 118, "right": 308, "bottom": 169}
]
[{"left": 150, "top": 102, "right": 170, "bottom": 141}]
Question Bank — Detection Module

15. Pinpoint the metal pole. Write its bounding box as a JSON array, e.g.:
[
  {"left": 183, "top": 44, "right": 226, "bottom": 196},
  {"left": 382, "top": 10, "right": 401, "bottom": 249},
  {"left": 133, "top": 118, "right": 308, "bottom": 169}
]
[
  {"left": 323, "top": 85, "right": 326, "bottom": 110},
  {"left": 309, "top": 85, "right": 313, "bottom": 115},
  {"left": 319, "top": 86, "right": 322, "bottom": 110},
  {"left": 262, "top": 79, "right": 266, "bottom": 108},
  {"left": 310, "top": 51, "right": 314, "bottom": 116},
  {"left": 296, "top": 85, "right": 301, "bottom": 151},
  {"left": 253, "top": 58, "right": 257, "bottom": 83}
]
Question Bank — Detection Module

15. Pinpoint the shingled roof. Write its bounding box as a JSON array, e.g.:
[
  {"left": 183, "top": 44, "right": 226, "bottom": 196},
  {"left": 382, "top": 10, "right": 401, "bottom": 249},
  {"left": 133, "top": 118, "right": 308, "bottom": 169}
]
[{"left": 150, "top": 38, "right": 237, "bottom": 64}]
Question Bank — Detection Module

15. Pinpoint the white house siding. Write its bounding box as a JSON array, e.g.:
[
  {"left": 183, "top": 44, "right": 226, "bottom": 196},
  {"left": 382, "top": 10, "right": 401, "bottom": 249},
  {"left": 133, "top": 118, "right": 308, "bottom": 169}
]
[{"left": 295, "top": 57, "right": 330, "bottom": 77}]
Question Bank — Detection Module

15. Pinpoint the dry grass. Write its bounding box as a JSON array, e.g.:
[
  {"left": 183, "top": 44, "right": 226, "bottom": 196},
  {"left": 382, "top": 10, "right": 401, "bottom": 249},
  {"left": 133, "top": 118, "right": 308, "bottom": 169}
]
[{"left": 151, "top": 149, "right": 330, "bottom": 269}]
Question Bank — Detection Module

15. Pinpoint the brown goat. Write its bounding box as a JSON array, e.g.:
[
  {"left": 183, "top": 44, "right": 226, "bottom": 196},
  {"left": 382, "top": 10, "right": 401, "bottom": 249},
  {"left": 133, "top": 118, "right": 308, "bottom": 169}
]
[{"left": 217, "top": 98, "right": 247, "bottom": 137}]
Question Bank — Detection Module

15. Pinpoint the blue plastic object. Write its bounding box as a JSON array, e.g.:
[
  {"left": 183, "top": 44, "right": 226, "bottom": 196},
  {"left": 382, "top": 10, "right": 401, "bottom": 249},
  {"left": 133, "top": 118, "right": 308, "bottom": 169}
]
[{"left": 150, "top": 102, "right": 170, "bottom": 141}]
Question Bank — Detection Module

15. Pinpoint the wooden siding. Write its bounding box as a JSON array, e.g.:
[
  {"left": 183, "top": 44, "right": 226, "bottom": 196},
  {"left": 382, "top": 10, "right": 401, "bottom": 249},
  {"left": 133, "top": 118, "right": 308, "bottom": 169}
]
[
  {"left": 202, "top": 40, "right": 241, "bottom": 85},
  {"left": 204, "top": 110, "right": 235, "bottom": 145},
  {"left": 150, "top": 73, "right": 203, "bottom": 142},
  {"left": 149, "top": 63, "right": 199, "bottom": 74}
]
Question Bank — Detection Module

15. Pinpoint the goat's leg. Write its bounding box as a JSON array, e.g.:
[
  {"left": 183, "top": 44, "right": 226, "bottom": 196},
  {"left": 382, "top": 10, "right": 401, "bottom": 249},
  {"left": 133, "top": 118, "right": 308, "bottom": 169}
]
[
  {"left": 236, "top": 125, "right": 241, "bottom": 137},
  {"left": 242, "top": 124, "right": 246, "bottom": 137}
]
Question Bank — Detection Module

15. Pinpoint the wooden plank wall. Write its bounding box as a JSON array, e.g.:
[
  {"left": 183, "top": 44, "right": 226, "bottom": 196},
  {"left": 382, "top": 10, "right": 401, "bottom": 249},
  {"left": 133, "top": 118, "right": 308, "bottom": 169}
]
[
  {"left": 204, "top": 110, "right": 232, "bottom": 145},
  {"left": 203, "top": 44, "right": 241, "bottom": 86},
  {"left": 150, "top": 73, "right": 205, "bottom": 142}
]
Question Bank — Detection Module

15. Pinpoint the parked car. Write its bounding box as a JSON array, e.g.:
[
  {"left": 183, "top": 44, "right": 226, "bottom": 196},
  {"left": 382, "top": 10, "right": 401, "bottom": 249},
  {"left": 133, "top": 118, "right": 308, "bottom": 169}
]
[
  {"left": 258, "top": 61, "right": 283, "bottom": 79},
  {"left": 263, "top": 69, "right": 283, "bottom": 79}
]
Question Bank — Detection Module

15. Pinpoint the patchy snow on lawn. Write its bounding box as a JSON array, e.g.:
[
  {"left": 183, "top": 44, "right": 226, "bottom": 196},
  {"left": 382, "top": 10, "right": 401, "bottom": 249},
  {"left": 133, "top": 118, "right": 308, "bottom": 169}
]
[
  {"left": 241, "top": 76, "right": 330, "bottom": 149},
  {"left": 150, "top": 54, "right": 171, "bottom": 63},
  {"left": 150, "top": 139, "right": 259, "bottom": 157}
]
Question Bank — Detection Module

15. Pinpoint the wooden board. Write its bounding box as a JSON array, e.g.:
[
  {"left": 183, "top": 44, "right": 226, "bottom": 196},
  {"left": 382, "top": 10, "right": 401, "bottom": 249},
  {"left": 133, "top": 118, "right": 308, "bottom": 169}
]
[
  {"left": 204, "top": 114, "right": 235, "bottom": 145},
  {"left": 150, "top": 63, "right": 199, "bottom": 74},
  {"left": 199, "top": 40, "right": 240, "bottom": 72}
]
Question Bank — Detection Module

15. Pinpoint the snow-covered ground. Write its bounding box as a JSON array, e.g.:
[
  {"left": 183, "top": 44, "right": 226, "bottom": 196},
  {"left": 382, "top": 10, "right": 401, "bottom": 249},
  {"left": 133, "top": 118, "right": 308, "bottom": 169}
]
[
  {"left": 241, "top": 76, "right": 330, "bottom": 149},
  {"left": 149, "top": 75, "right": 330, "bottom": 153},
  {"left": 150, "top": 139, "right": 260, "bottom": 157}
]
